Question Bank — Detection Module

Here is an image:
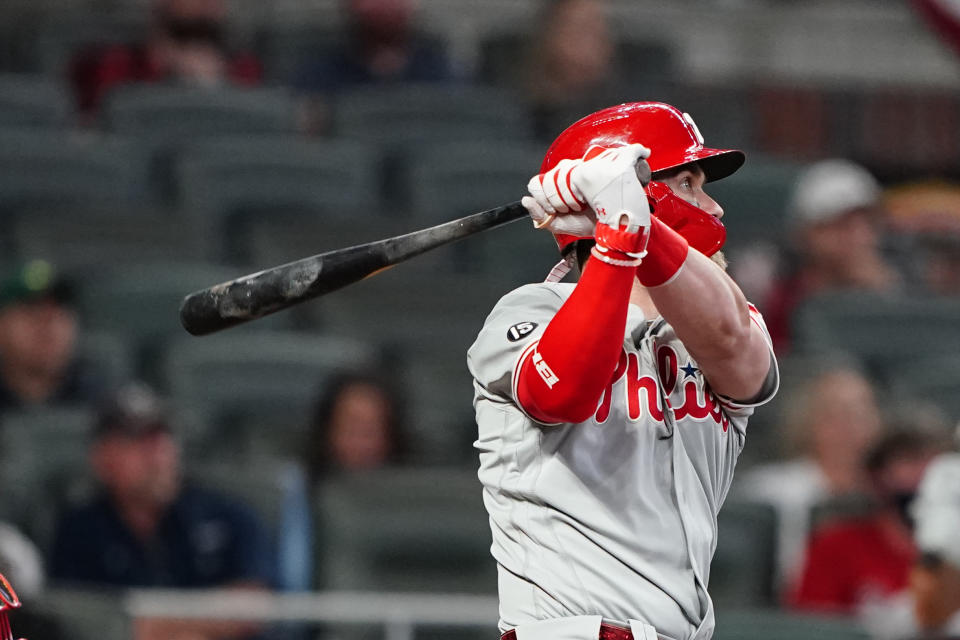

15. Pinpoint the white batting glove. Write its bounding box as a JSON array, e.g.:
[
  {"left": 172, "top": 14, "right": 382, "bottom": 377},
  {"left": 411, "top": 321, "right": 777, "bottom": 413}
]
[
  {"left": 571, "top": 143, "right": 652, "bottom": 234},
  {"left": 523, "top": 157, "right": 596, "bottom": 235}
]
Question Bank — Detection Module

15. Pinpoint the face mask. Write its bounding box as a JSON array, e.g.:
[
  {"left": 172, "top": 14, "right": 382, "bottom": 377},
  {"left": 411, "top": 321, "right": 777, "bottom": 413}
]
[
  {"left": 891, "top": 490, "right": 918, "bottom": 529},
  {"left": 163, "top": 17, "right": 225, "bottom": 46}
]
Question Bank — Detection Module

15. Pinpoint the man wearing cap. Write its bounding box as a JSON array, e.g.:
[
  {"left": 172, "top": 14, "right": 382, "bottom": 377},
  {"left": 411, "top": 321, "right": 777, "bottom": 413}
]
[
  {"left": 764, "top": 159, "right": 902, "bottom": 352},
  {"left": 0, "top": 260, "right": 102, "bottom": 410},
  {"left": 49, "top": 383, "right": 273, "bottom": 594}
]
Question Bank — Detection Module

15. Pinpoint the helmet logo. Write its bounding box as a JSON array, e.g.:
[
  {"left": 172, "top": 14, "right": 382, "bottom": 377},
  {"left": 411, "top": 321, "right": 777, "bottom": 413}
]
[{"left": 682, "top": 112, "right": 705, "bottom": 145}]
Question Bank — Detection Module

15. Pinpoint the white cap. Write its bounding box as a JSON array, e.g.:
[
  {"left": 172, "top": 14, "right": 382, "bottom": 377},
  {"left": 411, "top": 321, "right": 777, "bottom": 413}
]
[
  {"left": 912, "top": 452, "right": 960, "bottom": 569},
  {"left": 788, "top": 158, "right": 882, "bottom": 225}
]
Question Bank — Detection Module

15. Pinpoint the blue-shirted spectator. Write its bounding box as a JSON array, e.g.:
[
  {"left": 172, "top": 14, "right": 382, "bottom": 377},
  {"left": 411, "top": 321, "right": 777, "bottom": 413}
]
[
  {"left": 295, "top": 0, "right": 457, "bottom": 132},
  {"left": 49, "top": 383, "right": 273, "bottom": 590}
]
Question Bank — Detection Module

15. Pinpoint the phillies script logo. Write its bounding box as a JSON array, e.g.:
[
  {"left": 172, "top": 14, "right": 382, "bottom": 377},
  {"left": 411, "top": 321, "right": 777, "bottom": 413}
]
[{"left": 594, "top": 345, "right": 729, "bottom": 431}]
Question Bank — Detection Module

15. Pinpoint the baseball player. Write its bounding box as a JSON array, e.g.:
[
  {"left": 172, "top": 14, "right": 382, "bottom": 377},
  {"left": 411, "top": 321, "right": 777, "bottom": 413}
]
[{"left": 467, "top": 102, "right": 779, "bottom": 640}]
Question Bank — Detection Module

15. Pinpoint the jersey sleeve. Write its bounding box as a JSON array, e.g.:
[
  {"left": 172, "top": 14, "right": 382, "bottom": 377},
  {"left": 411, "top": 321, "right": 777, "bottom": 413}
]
[
  {"left": 716, "top": 303, "right": 780, "bottom": 415},
  {"left": 467, "top": 284, "right": 566, "bottom": 404}
]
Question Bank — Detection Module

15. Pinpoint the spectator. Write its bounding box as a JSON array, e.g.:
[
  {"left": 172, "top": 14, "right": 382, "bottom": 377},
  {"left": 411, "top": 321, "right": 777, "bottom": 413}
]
[
  {"left": 71, "top": 0, "right": 262, "bottom": 116},
  {"left": 525, "top": 0, "right": 623, "bottom": 140},
  {"left": 789, "top": 428, "right": 947, "bottom": 616},
  {"left": 305, "top": 370, "right": 408, "bottom": 482},
  {"left": 294, "top": 0, "right": 456, "bottom": 132},
  {"left": 737, "top": 362, "right": 883, "bottom": 588},
  {"left": 50, "top": 382, "right": 273, "bottom": 591},
  {"left": 909, "top": 452, "right": 960, "bottom": 638},
  {"left": 764, "top": 159, "right": 902, "bottom": 352},
  {"left": 0, "top": 260, "right": 102, "bottom": 411},
  {"left": 885, "top": 181, "right": 960, "bottom": 297}
]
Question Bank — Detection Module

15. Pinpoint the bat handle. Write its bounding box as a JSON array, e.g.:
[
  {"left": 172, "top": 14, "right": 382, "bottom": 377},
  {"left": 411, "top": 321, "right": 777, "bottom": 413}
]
[{"left": 635, "top": 158, "right": 652, "bottom": 186}]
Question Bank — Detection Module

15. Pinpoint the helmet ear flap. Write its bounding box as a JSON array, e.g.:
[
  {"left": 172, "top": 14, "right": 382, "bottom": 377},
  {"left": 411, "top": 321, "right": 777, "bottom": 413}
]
[{"left": 645, "top": 181, "right": 727, "bottom": 257}]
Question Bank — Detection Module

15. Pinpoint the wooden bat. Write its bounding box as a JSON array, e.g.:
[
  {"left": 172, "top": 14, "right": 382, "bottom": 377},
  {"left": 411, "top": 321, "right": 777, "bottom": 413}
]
[
  {"left": 179, "top": 159, "right": 651, "bottom": 336},
  {"left": 179, "top": 202, "right": 527, "bottom": 335}
]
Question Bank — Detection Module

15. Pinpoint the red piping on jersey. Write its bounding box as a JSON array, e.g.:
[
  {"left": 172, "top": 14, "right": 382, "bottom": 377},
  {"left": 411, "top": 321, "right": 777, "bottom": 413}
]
[{"left": 516, "top": 255, "right": 637, "bottom": 424}]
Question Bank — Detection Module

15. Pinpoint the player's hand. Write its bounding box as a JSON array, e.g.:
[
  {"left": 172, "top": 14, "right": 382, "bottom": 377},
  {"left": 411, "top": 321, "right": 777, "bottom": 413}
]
[
  {"left": 572, "top": 144, "right": 652, "bottom": 262},
  {"left": 523, "top": 157, "right": 595, "bottom": 235}
]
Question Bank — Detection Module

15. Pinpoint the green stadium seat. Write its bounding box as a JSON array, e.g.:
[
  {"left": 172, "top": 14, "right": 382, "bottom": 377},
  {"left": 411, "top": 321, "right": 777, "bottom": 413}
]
[
  {"left": 0, "top": 73, "right": 70, "bottom": 128},
  {"left": 175, "top": 136, "right": 383, "bottom": 262},
  {"left": 78, "top": 261, "right": 259, "bottom": 346},
  {"left": 103, "top": 85, "right": 297, "bottom": 140},
  {"left": 792, "top": 292, "right": 960, "bottom": 374},
  {"left": 0, "top": 129, "right": 150, "bottom": 211},
  {"left": 0, "top": 407, "right": 96, "bottom": 549},
  {"left": 77, "top": 331, "right": 136, "bottom": 391},
  {"left": 34, "top": 589, "right": 130, "bottom": 640},
  {"left": 399, "top": 139, "right": 549, "bottom": 278},
  {"left": 714, "top": 609, "right": 870, "bottom": 640},
  {"left": 888, "top": 354, "right": 960, "bottom": 419},
  {"left": 163, "top": 331, "right": 375, "bottom": 456},
  {"left": 332, "top": 84, "right": 533, "bottom": 147},
  {"left": 711, "top": 501, "right": 778, "bottom": 608},
  {"left": 11, "top": 204, "right": 204, "bottom": 269},
  {"left": 31, "top": 14, "right": 147, "bottom": 77},
  {"left": 315, "top": 468, "right": 494, "bottom": 593}
]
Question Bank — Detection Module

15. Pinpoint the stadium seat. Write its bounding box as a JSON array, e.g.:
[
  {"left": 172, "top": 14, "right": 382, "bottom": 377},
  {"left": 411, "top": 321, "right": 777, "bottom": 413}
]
[
  {"left": 103, "top": 84, "right": 298, "bottom": 140},
  {"left": 398, "top": 139, "right": 549, "bottom": 278},
  {"left": 0, "top": 73, "right": 70, "bottom": 128},
  {"left": 78, "top": 261, "right": 292, "bottom": 386},
  {"left": 10, "top": 203, "right": 204, "bottom": 269},
  {"left": 31, "top": 13, "right": 147, "bottom": 77},
  {"left": 332, "top": 84, "right": 533, "bottom": 148},
  {"left": 888, "top": 354, "right": 960, "bottom": 419},
  {"left": 0, "top": 129, "right": 150, "bottom": 212},
  {"left": 34, "top": 589, "right": 130, "bottom": 640},
  {"left": 77, "top": 331, "right": 136, "bottom": 391},
  {"left": 0, "top": 407, "right": 96, "bottom": 549},
  {"left": 175, "top": 136, "right": 383, "bottom": 262},
  {"left": 711, "top": 501, "right": 778, "bottom": 608},
  {"left": 163, "top": 331, "right": 376, "bottom": 456},
  {"left": 792, "top": 292, "right": 960, "bottom": 374},
  {"left": 315, "top": 467, "right": 494, "bottom": 593},
  {"left": 713, "top": 609, "right": 870, "bottom": 640},
  {"left": 79, "top": 261, "right": 252, "bottom": 344}
]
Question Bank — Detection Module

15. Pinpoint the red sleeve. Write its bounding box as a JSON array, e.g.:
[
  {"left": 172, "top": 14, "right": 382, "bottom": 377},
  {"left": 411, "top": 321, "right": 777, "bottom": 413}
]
[
  {"left": 516, "top": 258, "right": 636, "bottom": 424},
  {"left": 788, "top": 526, "right": 857, "bottom": 614}
]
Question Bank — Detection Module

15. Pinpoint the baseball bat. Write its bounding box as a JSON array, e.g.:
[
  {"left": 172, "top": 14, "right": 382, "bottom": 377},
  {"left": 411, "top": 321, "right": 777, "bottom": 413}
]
[
  {"left": 179, "top": 201, "right": 527, "bottom": 335},
  {"left": 179, "top": 158, "right": 651, "bottom": 336}
]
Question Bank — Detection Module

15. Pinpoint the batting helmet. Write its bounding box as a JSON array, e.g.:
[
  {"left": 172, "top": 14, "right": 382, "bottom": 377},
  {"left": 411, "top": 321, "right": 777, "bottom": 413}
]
[{"left": 541, "top": 102, "right": 745, "bottom": 257}]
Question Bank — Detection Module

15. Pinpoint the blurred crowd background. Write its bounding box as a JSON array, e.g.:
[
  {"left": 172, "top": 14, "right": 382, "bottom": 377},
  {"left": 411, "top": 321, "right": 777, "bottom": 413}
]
[{"left": 1, "top": 0, "right": 960, "bottom": 639}]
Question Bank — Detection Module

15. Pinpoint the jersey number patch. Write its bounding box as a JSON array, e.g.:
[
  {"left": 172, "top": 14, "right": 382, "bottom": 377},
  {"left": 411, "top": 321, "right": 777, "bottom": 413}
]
[{"left": 507, "top": 322, "right": 538, "bottom": 342}]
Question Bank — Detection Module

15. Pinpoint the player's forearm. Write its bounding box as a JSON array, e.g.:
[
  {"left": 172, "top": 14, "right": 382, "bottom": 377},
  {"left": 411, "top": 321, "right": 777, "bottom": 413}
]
[
  {"left": 517, "top": 258, "right": 635, "bottom": 424},
  {"left": 649, "top": 248, "right": 770, "bottom": 400}
]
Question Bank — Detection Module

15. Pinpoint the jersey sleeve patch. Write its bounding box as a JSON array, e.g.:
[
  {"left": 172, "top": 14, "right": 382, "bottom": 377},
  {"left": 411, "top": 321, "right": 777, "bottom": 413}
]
[
  {"left": 467, "top": 284, "right": 567, "bottom": 402},
  {"left": 507, "top": 322, "right": 539, "bottom": 342}
]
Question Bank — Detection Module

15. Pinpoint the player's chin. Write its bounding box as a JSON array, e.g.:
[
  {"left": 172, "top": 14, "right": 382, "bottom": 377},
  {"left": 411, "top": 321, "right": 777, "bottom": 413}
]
[{"left": 710, "top": 250, "right": 728, "bottom": 271}]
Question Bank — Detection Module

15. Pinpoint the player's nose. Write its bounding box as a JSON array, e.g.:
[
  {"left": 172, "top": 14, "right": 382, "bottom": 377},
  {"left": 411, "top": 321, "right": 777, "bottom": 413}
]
[{"left": 699, "top": 192, "right": 724, "bottom": 220}]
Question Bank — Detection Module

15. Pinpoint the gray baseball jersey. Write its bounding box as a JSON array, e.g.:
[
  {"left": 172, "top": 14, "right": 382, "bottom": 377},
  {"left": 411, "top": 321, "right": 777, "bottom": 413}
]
[{"left": 467, "top": 282, "right": 778, "bottom": 640}]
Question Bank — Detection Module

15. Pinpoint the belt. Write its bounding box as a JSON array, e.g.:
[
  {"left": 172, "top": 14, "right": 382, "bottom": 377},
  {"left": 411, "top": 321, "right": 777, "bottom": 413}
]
[{"left": 501, "top": 622, "right": 635, "bottom": 640}]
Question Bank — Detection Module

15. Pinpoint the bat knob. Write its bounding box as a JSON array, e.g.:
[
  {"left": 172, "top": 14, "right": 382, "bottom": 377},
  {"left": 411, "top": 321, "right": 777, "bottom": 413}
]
[{"left": 635, "top": 158, "right": 652, "bottom": 186}]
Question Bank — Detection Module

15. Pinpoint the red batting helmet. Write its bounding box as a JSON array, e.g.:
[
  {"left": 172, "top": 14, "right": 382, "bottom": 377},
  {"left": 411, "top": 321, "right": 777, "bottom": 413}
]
[{"left": 541, "top": 102, "right": 745, "bottom": 257}]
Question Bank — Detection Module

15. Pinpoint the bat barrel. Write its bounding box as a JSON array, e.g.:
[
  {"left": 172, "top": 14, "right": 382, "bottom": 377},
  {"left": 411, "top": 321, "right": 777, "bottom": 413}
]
[{"left": 179, "top": 201, "right": 529, "bottom": 336}]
